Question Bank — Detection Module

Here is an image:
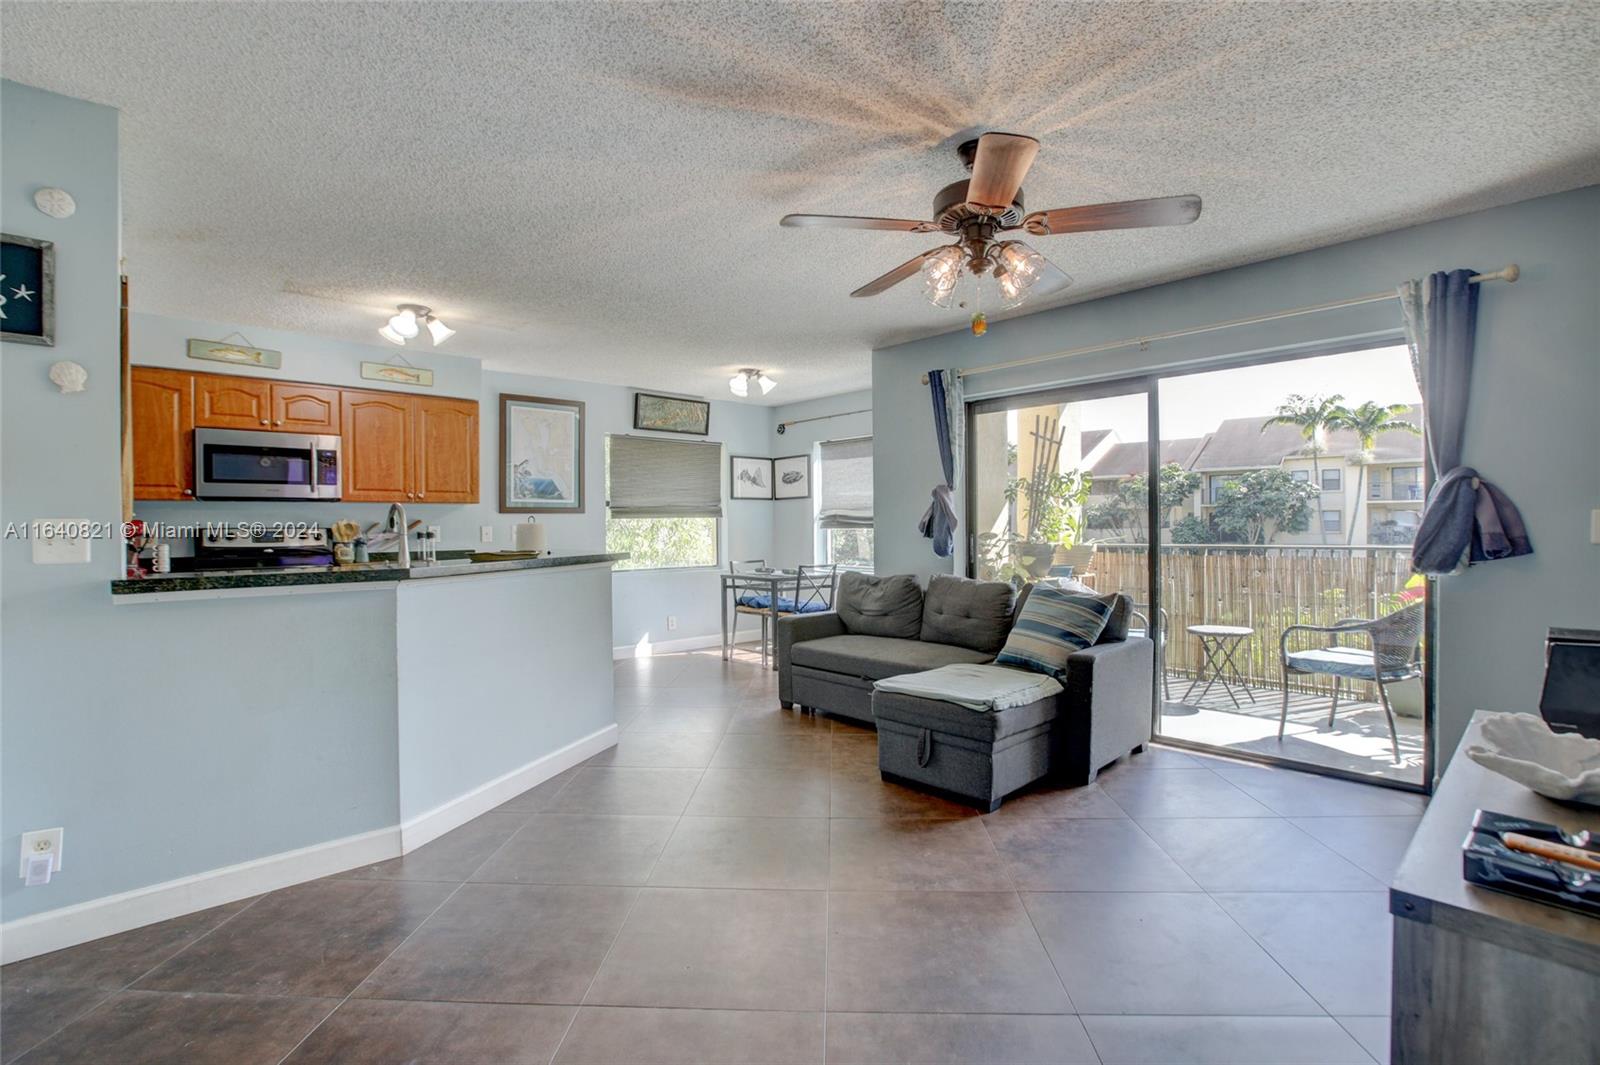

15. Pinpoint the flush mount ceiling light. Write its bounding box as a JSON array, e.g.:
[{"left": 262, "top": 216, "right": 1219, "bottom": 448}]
[
  {"left": 379, "top": 304, "right": 454, "bottom": 347},
  {"left": 728, "top": 368, "right": 776, "bottom": 398}
]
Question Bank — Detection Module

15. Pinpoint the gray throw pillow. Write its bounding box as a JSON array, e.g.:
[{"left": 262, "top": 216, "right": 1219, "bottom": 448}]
[
  {"left": 919, "top": 574, "right": 1017, "bottom": 654},
  {"left": 836, "top": 572, "right": 924, "bottom": 639}
]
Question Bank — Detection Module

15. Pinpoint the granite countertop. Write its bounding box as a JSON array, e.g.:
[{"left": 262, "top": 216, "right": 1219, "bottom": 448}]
[{"left": 111, "top": 552, "right": 629, "bottom": 596}]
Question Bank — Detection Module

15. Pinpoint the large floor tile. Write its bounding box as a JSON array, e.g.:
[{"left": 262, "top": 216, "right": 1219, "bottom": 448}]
[
  {"left": 1214, "top": 891, "right": 1392, "bottom": 1015},
  {"left": 624, "top": 705, "right": 736, "bottom": 733},
  {"left": 284, "top": 999, "right": 574, "bottom": 1064},
  {"left": 490, "top": 766, "right": 581, "bottom": 815},
  {"left": 471, "top": 815, "right": 677, "bottom": 886},
  {"left": 554, "top": 1006, "right": 823, "bottom": 1064},
  {"left": 829, "top": 762, "right": 981, "bottom": 820},
  {"left": 1099, "top": 768, "right": 1274, "bottom": 819},
  {"left": 981, "top": 782, "right": 1129, "bottom": 821},
  {"left": 984, "top": 818, "right": 1200, "bottom": 892},
  {"left": 1210, "top": 763, "right": 1427, "bottom": 817},
  {"left": 1139, "top": 818, "right": 1382, "bottom": 892},
  {"left": 585, "top": 887, "right": 826, "bottom": 1011},
  {"left": 17, "top": 990, "right": 334, "bottom": 1065},
  {"left": 1337, "top": 1016, "right": 1391, "bottom": 1065},
  {"left": 355, "top": 883, "right": 635, "bottom": 1004},
  {"left": 1292, "top": 816, "right": 1422, "bottom": 883},
  {"left": 725, "top": 704, "right": 833, "bottom": 734},
  {"left": 1022, "top": 892, "right": 1320, "bottom": 1015},
  {"left": 710, "top": 732, "right": 832, "bottom": 768},
  {"left": 134, "top": 880, "right": 452, "bottom": 998},
  {"left": 587, "top": 730, "right": 723, "bottom": 768},
  {"left": 1082, "top": 1015, "right": 1375, "bottom": 1064},
  {"left": 0, "top": 985, "right": 113, "bottom": 1064},
  {"left": 826, "top": 891, "right": 1069, "bottom": 1014},
  {"left": 826, "top": 1012, "right": 1098, "bottom": 1064},
  {"left": 649, "top": 816, "right": 829, "bottom": 889},
  {"left": 686, "top": 765, "right": 831, "bottom": 817},
  {"left": 337, "top": 812, "right": 526, "bottom": 882},
  {"left": 549, "top": 766, "right": 703, "bottom": 815},
  {"left": 828, "top": 818, "right": 1010, "bottom": 891}
]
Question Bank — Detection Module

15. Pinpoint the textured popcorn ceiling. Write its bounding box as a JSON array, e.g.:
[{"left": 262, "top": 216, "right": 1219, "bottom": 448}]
[{"left": 4, "top": 2, "right": 1598, "bottom": 402}]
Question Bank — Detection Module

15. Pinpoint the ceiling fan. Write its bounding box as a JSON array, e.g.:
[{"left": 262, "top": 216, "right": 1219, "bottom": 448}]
[{"left": 780, "top": 132, "right": 1201, "bottom": 315}]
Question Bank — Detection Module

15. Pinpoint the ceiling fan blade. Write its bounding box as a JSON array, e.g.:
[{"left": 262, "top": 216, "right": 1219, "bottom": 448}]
[
  {"left": 965, "top": 132, "right": 1040, "bottom": 215},
  {"left": 1023, "top": 194, "right": 1202, "bottom": 236},
  {"left": 850, "top": 246, "right": 948, "bottom": 298},
  {"left": 781, "top": 213, "right": 940, "bottom": 233}
]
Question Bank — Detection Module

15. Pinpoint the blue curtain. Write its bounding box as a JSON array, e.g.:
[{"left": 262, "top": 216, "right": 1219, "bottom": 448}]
[
  {"left": 918, "top": 369, "right": 958, "bottom": 558},
  {"left": 1404, "top": 269, "right": 1532, "bottom": 575}
]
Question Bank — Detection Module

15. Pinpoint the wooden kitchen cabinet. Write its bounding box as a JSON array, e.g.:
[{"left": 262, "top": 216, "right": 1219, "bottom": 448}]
[
  {"left": 341, "top": 389, "right": 415, "bottom": 502},
  {"left": 413, "top": 396, "right": 479, "bottom": 503},
  {"left": 195, "top": 374, "right": 272, "bottom": 429},
  {"left": 130, "top": 367, "right": 195, "bottom": 500},
  {"left": 271, "top": 383, "right": 340, "bottom": 433}
]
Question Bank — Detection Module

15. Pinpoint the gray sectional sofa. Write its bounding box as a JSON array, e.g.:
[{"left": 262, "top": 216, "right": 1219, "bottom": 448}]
[{"left": 777, "top": 572, "right": 1154, "bottom": 797}]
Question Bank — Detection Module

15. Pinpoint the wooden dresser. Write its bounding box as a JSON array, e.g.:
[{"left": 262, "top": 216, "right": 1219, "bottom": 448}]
[{"left": 1390, "top": 711, "right": 1600, "bottom": 1064}]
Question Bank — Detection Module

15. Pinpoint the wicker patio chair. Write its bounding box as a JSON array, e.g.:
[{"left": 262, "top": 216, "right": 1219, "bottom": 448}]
[{"left": 1277, "top": 602, "right": 1423, "bottom": 763}]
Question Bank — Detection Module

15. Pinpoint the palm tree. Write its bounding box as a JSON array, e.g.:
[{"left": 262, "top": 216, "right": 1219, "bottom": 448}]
[
  {"left": 1328, "top": 401, "right": 1422, "bottom": 544},
  {"left": 1262, "top": 393, "right": 1345, "bottom": 543}
]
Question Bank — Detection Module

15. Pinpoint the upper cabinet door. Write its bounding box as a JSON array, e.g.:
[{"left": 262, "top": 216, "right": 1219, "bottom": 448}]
[
  {"left": 195, "top": 374, "right": 272, "bottom": 429},
  {"left": 341, "top": 390, "right": 415, "bottom": 501},
  {"left": 413, "top": 396, "right": 480, "bottom": 503},
  {"left": 131, "top": 367, "right": 195, "bottom": 500},
  {"left": 271, "top": 383, "right": 340, "bottom": 433}
]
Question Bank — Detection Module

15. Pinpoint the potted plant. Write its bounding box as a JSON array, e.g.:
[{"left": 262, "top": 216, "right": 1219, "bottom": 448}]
[{"left": 1004, "top": 468, "right": 1092, "bottom": 578}]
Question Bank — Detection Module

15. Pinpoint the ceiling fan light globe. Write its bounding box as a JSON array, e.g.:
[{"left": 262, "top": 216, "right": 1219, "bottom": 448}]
[
  {"left": 425, "top": 316, "right": 455, "bottom": 345},
  {"left": 389, "top": 309, "right": 420, "bottom": 339},
  {"left": 378, "top": 324, "right": 407, "bottom": 345},
  {"left": 757, "top": 373, "right": 776, "bottom": 395},
  {"left": 728, "top": 373, "right": 749, "bottom": 397}
]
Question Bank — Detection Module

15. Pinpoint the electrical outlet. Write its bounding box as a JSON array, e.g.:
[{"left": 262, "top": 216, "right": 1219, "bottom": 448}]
[
  {"left": 427, "top": 525, "right": 441, "bottom": 539},
  {"left": 480, "top": 525, "right": 494, "bottom": 544},
  {"left": 667, "top": 615, "right": 678, "bottom": 631},
  {"left": 31, "top": 522, "right": 91, "bottom": 565},
  {"left": 19, "top": 828, "right": 63, "bottom": 877}
]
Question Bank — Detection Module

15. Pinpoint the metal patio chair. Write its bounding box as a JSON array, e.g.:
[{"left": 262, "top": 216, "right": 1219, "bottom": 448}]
[
  {"left": 1277, "top": 602, "right": 1423, "bottom": 763},
  {"left": 1130, "top": 605, "right": 1172, "bottom": 702}
]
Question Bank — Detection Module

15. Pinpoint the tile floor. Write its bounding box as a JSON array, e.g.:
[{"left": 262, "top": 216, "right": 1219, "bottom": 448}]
[{"left": 1, "top": 647, "right": 1423, "bottom": 1064}]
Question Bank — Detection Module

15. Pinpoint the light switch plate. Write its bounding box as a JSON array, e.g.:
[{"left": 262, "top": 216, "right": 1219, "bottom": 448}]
[
  {"left": 480, "top": 525, "right": 493, "bottom": 543},
  {"left": 31, "top": 522, "right": 91, "bottom": 565},
  {"left": 1591, "top": 508, "right": 1600, "bottom": 545}
]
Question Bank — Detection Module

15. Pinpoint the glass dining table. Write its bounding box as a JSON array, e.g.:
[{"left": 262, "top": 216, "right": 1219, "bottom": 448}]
[{"left": 719, "top": 567, "right": 838, "bottom": 669}]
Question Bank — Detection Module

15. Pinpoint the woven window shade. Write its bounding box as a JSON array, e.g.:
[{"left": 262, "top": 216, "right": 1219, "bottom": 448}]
[
  {"left": 818, "top": 437, "right": 873, "bottom": 529},
  {"left": 608, "top": 436, "right": 723, "bottom": 518}
]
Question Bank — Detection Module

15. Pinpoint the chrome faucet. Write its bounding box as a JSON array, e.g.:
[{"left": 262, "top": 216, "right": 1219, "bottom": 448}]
[{"left": 387, "top": 502, "right": 411, "bottom": 570}]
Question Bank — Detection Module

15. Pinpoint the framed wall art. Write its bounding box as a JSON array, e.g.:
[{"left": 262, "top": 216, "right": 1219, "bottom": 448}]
[
  {"left": 189, "top": 337, "right": 283, "bottom": 369},
  {"left": 773, "top": 454, "right": 811, "bottom": 499},
  {"left": 1, "top": 234, "right": 55, "bottom": 346},
  {"left": 500, "top": 393, "right": 586, "bottom": 513},
  {"left": 634, "top": 391, "right": 710, "bottom": 436},
  {"left": 730, "top": 455, "right": 773, "bottom": 500}
]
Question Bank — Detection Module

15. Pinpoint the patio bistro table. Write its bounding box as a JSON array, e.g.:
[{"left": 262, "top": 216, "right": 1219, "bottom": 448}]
[
  {"left": 1183, "top": 624, "right": 1258, "bottom": 710},
  {"left": 719, "top": 568, "right": 837, "bottom": 670}
]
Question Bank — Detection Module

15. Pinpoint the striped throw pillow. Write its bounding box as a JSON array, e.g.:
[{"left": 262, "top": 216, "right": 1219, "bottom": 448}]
[{"left": 994, "top": 584, "right": 1116, "bottom": 678}]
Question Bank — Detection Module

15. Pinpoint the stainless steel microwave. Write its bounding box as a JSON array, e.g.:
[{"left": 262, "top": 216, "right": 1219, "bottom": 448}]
[{"left": 194, "top": 428, "right": 342, "bottom": 501}]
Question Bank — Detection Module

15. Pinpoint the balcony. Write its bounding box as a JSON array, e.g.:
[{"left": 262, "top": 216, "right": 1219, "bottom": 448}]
[{"left": 1369, "top": 482, "right": 1424, "bottom": 502}]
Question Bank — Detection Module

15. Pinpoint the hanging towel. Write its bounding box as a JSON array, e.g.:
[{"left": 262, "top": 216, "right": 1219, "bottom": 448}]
[{"left": 1412, "top": 466, "right": 1532, "bottom": 577}]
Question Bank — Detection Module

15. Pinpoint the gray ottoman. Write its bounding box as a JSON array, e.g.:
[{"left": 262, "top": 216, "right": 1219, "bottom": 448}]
[{"left": 872, "top": 689, "right": 1057, "bottom": 812}]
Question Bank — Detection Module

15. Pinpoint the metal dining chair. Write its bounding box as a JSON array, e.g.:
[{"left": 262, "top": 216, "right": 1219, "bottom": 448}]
[
  {"left": 734, "top": 562, "right": 839, "bottom": 668},
  {"left": 1130, "top": 605, "right": 1172, "bottom": 702},
  {"left": 1278, "top": 602, "right": 1423, "bottom": 763}
]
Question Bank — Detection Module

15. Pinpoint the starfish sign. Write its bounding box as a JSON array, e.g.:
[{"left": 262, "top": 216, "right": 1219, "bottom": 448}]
[{"left": 11, "top": 284, "right": 34, "bottom": 301}]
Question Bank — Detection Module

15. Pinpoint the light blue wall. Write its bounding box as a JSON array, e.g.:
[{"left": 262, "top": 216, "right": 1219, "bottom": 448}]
[
  {"left": 872, "top": 186, "right": 1600, "bottom": 764},
  {"left": 767, "top": 390, "right": 873, "bottom": 568}
]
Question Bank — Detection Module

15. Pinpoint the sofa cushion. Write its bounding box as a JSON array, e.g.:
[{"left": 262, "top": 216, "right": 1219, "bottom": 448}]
[
  {"left": 1035, "top": 579, "right": 1130, "bottom": 643},
  {"left": 919, "top": 574, "right": 1016, "bottom": 654},
  {"left": 995, "top": 584, "right": 1116, "bottom": 678},
  {"left": 789, "top": 634, "right": 993, "bottom": 682},
  {"left": 836, "top": 572, "right": 924, "bottom": 639}
]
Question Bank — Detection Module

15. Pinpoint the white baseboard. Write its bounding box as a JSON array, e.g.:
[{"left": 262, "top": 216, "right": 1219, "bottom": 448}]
[
  {"left": 0, "top": 824, "right": 400, "bottom": 965},
  {"left": 399, "top": 723, "right": 618, "bottom": 852},
  {"left": 614, "top": 634, "right": 768, "bottom": 659},
  {"left": 0, "top": 724, "right": 620, "bottom": 965}
]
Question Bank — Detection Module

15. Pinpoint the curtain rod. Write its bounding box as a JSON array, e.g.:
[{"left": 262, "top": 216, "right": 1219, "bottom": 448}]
[
  {"left": 775, "top": 408, "right": 872, "bottom": 434},
  {"left": 919, "top": 264, "right": 1520, "bottom": 385}
]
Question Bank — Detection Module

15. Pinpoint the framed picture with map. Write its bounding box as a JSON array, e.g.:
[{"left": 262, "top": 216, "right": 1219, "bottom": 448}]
[
  {"left": 500, "top": 393, "right": 585, "bottom": 514},
  {"left": 633, "top": 391, "right": 710, "bottom": 436}
]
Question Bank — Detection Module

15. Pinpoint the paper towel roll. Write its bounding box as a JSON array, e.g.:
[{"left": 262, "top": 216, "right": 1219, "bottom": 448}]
[{"left": 514, "top": 520, "right": 548, "bottom": 553}]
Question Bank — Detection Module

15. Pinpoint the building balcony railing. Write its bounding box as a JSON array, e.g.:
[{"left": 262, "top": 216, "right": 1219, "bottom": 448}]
[{"left": 1368, "top": 483, "right": 1425, "bottom": 501}]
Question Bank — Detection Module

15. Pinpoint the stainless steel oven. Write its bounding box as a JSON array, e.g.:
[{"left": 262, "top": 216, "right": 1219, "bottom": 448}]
[{"left": 194, "top": 428, "right": 342, "bottom": 501}]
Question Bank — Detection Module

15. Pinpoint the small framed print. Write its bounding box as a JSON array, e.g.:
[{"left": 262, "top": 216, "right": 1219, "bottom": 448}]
[
  {"left": 1, "top": 234, "right": 55, "bottom": 346},
  {"left": 634, "top": 391, "right": 711, "bottom": 435},
  {"left": 730, "top": 455, "right": 773, "bottom": 500},
  {"left": 773, "top": 454, "right": 810, "bottom": 499}
]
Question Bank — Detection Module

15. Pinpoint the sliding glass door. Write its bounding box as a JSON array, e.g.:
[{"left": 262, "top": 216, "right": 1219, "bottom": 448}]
[{"left": 965, "top": 342, "right": 1431, "bottom": 792}]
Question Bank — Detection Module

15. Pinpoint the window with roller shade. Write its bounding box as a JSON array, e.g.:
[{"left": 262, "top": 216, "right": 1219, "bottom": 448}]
[
  {"left": 818, "top": 437, "right": 873, "bottom": 569},
  {"left": 605, "top": 435, "right": 722, "bottom": 570}
]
